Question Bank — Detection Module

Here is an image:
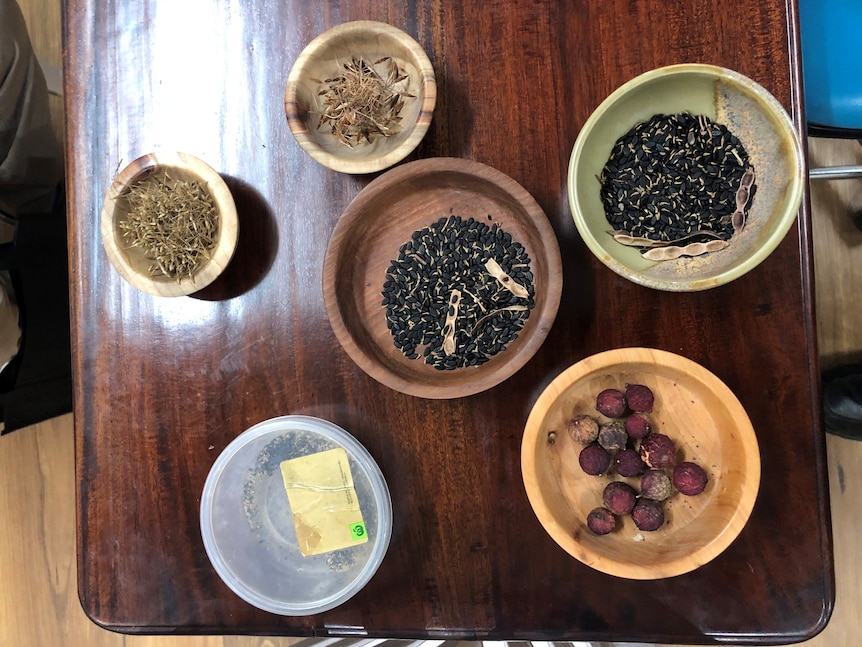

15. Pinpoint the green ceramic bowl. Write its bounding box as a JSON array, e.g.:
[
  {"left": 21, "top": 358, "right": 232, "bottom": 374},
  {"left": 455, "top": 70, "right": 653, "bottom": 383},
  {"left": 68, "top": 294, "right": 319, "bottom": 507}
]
[{"left": 567, "top": 64, "right": 804, "bottom": 291}]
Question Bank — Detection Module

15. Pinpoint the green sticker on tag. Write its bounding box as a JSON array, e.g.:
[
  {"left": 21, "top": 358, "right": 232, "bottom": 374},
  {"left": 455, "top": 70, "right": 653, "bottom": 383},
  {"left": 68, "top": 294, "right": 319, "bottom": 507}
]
[{"left": 350, "top": 522, "right": 367, "bottom": 540}]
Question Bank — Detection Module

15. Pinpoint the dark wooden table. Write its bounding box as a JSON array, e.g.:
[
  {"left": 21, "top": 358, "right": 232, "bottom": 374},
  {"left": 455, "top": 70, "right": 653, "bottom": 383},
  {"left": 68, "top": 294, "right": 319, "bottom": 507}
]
[{"left": 65, "top": 0, "right": 834, "bottom": 643}]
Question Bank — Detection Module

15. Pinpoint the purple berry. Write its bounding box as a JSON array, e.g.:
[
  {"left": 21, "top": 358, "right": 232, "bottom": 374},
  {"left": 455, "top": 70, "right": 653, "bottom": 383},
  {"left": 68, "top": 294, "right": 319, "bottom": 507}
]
[
  {"left": 632, "top": 498, "right": 665, "bottom": 531},
  {"left": 625, "top": 383, "right": 654, "bottom": 413},
  {"left": 624, "top": 413, "right": 652, "bottom": 439},
  {"left": 596, "top": 388, "right": 627, "bottom": 418},
  {"left": 614, "top": 448, "right": 645, "bottom": 477},
  {"left": 578, "top": 442, "right": 611, "bottom": 476},
  {"left": 603, "top": 481, "right": 637, "bottom": 515},
  {"left": 639, "top": 432, "right": 676, "bottom": 468},
  {"left": 673, "top": 461, "right": 708, "bottom": 496},
  {"left": 587, "top": 507, "right": 617, "bottom": 535}
]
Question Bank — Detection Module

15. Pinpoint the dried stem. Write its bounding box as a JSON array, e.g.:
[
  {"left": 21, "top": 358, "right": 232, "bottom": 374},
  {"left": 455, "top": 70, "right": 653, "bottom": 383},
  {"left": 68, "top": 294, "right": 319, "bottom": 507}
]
[
  {"left": 117, "top": 172, "right": 218, "bottom": 281},
  {"left": 315, "top": 56, "right": 413, "bottom": 147}
]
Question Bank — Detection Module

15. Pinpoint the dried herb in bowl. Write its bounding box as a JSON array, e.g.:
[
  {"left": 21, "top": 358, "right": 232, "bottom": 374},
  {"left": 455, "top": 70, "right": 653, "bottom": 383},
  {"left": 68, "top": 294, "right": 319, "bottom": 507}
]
[
  {"left": 314, "top": 56, "right": 414, "bottom": 148},
  {"left": 599, "top": 113, "right": 756, "bottom": 261},
  {"left": 117, "top": 172, "right": 218, "bottom": 281}
]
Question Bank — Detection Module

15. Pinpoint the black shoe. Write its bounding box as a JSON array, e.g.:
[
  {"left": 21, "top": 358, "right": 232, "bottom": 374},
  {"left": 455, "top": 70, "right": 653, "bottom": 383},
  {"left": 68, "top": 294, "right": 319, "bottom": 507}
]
[{"left": 823, "top": 367, "right": 862, "bottom": 439}]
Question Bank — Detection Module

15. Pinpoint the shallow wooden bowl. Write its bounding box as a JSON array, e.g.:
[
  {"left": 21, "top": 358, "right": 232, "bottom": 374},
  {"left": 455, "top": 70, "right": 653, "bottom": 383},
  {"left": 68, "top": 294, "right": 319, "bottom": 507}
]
[
  {"left": 568, "top": 64, "right": 804, "bottom": 291},
  {"left": 522, "top": 347, "right": 761, "bottom": 579},
  {"left": 323, "top": 157, "right": 563, "bottom": 399},
  {"left": 284, "top": 21, "right": 436, "bottom": 174},
  {"left": 101, "top": 151, "right": 239, "bottom": 297}
]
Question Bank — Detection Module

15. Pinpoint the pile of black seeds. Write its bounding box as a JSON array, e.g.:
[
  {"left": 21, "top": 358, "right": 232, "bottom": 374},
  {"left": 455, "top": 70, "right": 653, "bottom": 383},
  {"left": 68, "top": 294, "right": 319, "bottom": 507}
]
[
  {"left": 381, "top": 214, "right": 535, "bottom": 370},
  {"left": 600, "top": 112, "right": 755, "bottom": 245}
]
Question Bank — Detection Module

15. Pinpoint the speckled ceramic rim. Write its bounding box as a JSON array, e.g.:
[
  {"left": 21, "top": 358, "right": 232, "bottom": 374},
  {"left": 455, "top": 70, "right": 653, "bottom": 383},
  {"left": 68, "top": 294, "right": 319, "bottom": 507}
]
[
  {"left": 200, "top": 415, "right": 393, "bottom": 615},
  {"left": 567, "top": 64, "right": 805, "bottom": 291}
]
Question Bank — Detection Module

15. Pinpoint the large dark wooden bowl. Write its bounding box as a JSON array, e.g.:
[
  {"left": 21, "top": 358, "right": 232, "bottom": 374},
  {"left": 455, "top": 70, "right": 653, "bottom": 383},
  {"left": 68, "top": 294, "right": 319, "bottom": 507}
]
[{"left": 322, "top": 157, "right": 563, "bottom": 399}]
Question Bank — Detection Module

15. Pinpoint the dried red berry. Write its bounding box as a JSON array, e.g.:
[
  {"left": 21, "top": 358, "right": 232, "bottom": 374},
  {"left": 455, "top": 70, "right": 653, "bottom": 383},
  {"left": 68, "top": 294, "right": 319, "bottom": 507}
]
[
  {"left": 625, "top": 383, "right": 654, "bottom": 413},
  {"left": 595, "top": 388, "right": 627, "bottom": 418},
  {"left": 614, "top": 448, "right": 644, "bottom": 477},
  {"left": 578, "top": 442, "right": 611, "bottom": 476},
  {"left": 566, "top": 414, "right": 599, "bottom": 445},
  {"left": 603, "top": 481, "right": 637, "bottom": 515},
  {"left": 631, "top": 498, "right": 665, "bottom": 531},
  {"left": 640, "top": 469, "right": 673, "bottom": 501},
  {"left": 598, "top": 420, "right": 628, "bottom": 451},
  {"left": 673, "top": 461, "right": 708, "bottom": 496},
  {"left": 639, "top": 432, "right": 676, "bottom": 468},
  {"left": 587, "top": 507, "right": 617, "bottom": 535},
  {"left": 624, "top": 412, "right": 651, "bottom": 439}
]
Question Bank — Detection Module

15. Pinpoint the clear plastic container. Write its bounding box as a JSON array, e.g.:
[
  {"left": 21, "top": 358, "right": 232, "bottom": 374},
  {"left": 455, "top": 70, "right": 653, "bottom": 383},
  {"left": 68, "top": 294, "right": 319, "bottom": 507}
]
[{"left": 200, "top": 415, "right": 392, "bottom": 615}]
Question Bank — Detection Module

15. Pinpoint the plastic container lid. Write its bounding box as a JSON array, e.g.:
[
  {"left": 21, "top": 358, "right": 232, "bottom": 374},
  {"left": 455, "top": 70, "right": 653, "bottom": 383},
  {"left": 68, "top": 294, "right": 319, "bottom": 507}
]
[{"left": 200, "top": 415, "right": 392, "bottom": 615}]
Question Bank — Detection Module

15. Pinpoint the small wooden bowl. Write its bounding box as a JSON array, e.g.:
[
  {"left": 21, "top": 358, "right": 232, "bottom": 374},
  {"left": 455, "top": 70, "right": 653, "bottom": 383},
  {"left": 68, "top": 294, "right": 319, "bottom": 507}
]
[
  {"left": 522, "top": 348, "right": 761, "bottom": 579},
  {"left": 101, "top": 152, "right": 239, "bottom": 297},
  {"left": 322, "top": 157, "right": 563, "bottom": 399},
  {"left": 284, "top": 21, "right": 436, "bottom": 174}
]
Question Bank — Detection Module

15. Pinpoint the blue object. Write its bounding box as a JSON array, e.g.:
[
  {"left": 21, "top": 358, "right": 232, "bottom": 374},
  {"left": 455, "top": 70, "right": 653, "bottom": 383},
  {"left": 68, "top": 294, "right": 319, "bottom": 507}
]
[{"left": 799, "top": 0, "right": 862, "bottom": 131}]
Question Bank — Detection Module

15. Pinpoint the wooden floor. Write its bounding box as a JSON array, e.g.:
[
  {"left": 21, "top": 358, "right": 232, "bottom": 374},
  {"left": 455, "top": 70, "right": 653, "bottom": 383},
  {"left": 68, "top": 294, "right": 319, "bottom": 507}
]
[{"left": 3, "top": 0, "right": 862, "bottom": 645}]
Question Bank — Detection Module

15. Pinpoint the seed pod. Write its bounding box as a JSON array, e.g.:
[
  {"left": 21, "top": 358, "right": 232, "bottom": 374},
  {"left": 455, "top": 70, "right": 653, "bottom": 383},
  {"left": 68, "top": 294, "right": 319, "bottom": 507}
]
[
  {"left": 566, "top": 414, "right": 600, "bottom": 445},
  {"left": 598, "top": 420, "right": 628, "bottom": 452},
  {"left": 640, "top": 469, "right": 673, "bottom": 501}
]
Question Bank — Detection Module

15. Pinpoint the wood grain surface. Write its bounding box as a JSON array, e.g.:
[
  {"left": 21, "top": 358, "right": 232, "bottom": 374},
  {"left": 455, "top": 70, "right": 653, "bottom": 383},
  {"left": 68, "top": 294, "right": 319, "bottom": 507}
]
[{"left": 63, "top": 0, "right": 832, "bottom": 643}]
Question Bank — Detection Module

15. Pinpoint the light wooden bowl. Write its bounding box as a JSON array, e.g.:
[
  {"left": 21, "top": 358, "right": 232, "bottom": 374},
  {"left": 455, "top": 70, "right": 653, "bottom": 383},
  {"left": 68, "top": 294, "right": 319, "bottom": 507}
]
[
  {"left": 101, "top": 152, "right": 239, "bottom": 297},
  {"left": 284, "top": 21, "right": 436, "bottom": 174},
  {"left": 568, "top": 64, "right": 804, "bottom": 291},
  {"left": 522, "top": 348, "right": 761, "bottom": 579},
  {"left": 322, "top": 157, "right": 563, "bottom": 399}
]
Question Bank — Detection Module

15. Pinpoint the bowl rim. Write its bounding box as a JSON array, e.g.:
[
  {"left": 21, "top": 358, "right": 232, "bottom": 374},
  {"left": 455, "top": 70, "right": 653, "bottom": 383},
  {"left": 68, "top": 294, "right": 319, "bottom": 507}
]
[
  {"left": 199, "top": 414, "right": 393, "bottom": 615},
  {"left": 521, "top": 347, "right": 762, "bottom": 579},
  {"left": 284, "top": 20, "right": 437, "bottom": 174},
  {"left": 100, "top": 150, "right": 239, "bottom": 297},
  {"left": 322, "top": 156, "right": 564, "bottom": 399},
  {"left": 567, "top": 63, "right": 805, "bottom": 291}
]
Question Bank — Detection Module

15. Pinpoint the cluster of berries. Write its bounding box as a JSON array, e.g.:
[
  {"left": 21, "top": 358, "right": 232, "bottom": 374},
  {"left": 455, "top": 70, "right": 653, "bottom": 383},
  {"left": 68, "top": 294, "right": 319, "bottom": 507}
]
[{"left": 567, "top": 383, "right": 708, "bottom": 535}]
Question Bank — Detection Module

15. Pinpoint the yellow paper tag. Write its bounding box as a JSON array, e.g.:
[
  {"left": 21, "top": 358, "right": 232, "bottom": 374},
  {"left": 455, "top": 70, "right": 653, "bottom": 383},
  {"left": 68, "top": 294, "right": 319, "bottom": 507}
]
[{"left": 280, "top": 447, "right": 368, "bottom": 556}]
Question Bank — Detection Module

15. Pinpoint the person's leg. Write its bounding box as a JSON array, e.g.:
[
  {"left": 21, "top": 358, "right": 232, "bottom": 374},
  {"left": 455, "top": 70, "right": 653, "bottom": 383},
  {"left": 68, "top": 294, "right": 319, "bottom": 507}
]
[
  {"left": 0, "top": 0, "right": 63, "bottom": 221},
  {"left": 0, "top": 0, "right": 64, "bottom": 375}
]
